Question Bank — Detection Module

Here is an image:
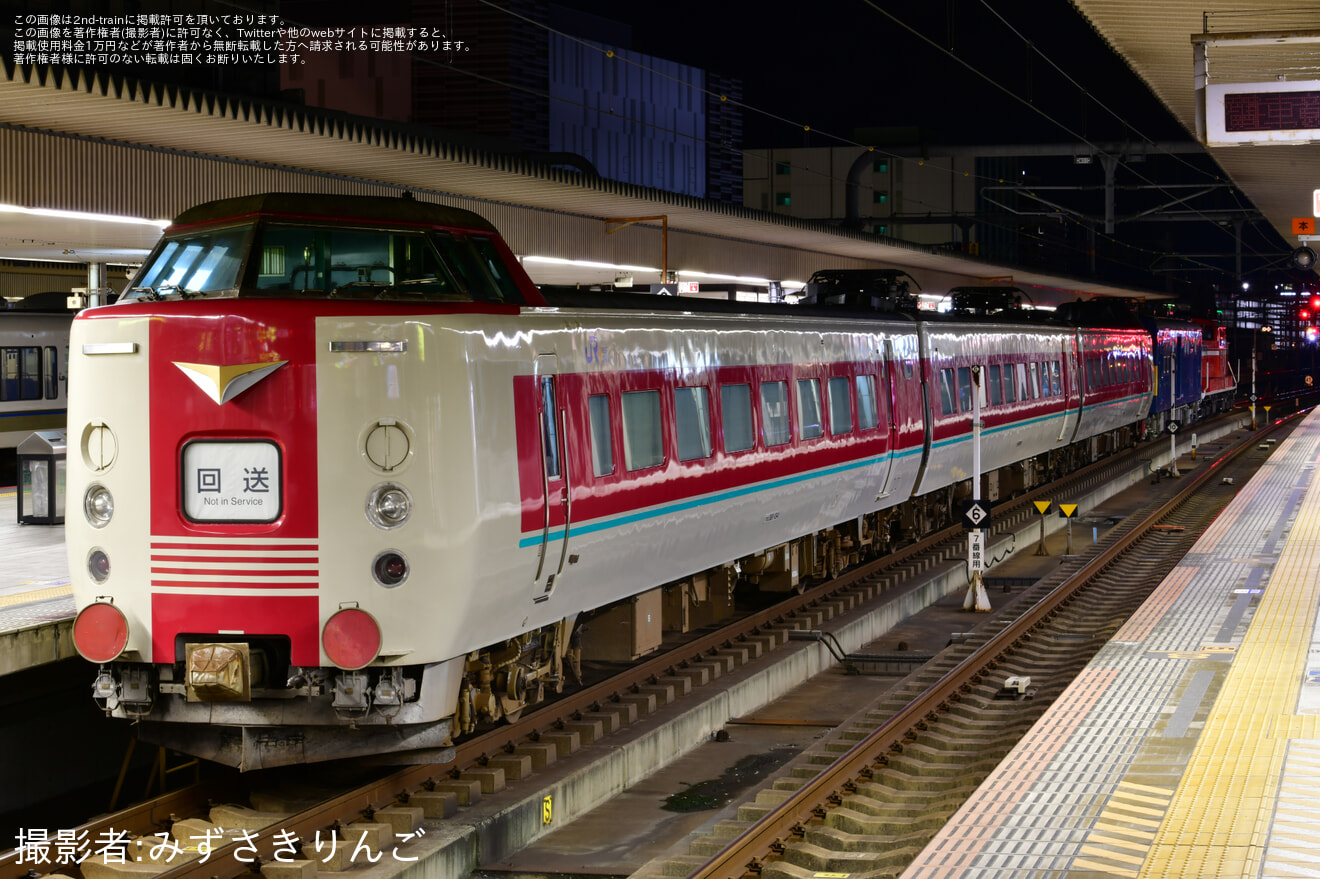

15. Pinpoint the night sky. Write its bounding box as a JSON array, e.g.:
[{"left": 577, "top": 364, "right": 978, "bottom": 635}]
[{"left": 549, "top": 0, "right": 1189, "bottom": 149}]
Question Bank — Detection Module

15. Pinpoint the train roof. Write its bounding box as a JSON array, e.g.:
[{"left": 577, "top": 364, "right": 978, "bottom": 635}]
[
  {"left": 169, "top": 192, "right": 501, "bottom": 234},
  {"left": 539, "top": 288, "right": 1158, "bottom": 335}
]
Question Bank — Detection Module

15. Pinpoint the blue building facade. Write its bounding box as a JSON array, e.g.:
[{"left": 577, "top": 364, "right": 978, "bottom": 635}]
[{"left": 549, "top": 37, "right": 707, "bottom": 198}]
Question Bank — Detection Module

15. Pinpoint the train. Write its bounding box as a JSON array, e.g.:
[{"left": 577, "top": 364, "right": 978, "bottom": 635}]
[
  {"left": 65, "top": 193, "right": 1238, "bottom": 770},
  {"left": 0, "top": 304, "right": 72, "bottom": 459}
]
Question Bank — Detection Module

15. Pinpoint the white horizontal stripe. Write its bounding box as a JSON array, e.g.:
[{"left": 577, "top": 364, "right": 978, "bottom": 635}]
[
  {"left": 149, "top": 586, "right": 318, "bottom": 597},
  {"left": 152, "top": 561, "right": 319, "bottom": 571},
  {"left": 151, "top": 535, "right": 320, "bottom": 547}
]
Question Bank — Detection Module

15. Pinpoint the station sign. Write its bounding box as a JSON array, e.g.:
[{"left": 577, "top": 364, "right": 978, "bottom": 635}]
[{"left": 962, "top": 499, "right": 991, "bottom": 530}]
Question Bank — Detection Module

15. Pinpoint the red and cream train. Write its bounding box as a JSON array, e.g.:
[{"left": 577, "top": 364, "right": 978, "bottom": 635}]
[{"left": 66, "top": 194, "right": 1228, "bottom": 769}]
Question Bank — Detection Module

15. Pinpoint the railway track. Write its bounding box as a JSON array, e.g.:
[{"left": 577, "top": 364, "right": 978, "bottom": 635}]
[
  {"left": 682, "top": 413, "right": 1300, "bottom": 879},
  {"left": 0, "top": 412, "right": 1259, "bottom": 879}
]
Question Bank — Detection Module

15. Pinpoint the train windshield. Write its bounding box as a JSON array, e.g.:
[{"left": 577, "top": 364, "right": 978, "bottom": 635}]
[
  {"left": 127, "top": 227, "right": 251, "bottom": 299},
  {"left": 124, "top": 221, "right": 524, "bottom": 304}
]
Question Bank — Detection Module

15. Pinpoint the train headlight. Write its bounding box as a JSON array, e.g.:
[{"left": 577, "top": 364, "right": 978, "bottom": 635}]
[
  {"left": 372, "top": 551, "right": 409, "bottom": 588},
  {"left": 365, "top": 483, "right": 411, "bottom": 529},
  {"left": 73, "top": 601, "right": 129, "bottom": 663},
  {"left": 84, "top": 484, "right": 114, "bottom": 528},
  {"left": 88, "top": 549, "right": 111, "bottom": 583},
  {"left": 322, "top": 607, "right": 382, "bottom": 670}
]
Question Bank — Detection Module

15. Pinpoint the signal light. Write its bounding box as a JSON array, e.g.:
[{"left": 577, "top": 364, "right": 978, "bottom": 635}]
[
  {"left": 1311, "top": 295, "right": 1320, "bottom": 310},
  {"left": 322, "top": 607, "right": 382, "bottom": 670},
  {"left": 73, "top": 602, "right": 129, "bottom": 662},
  {"left": 1303, "top": 310, "right": 1311, "bottom": 320}
]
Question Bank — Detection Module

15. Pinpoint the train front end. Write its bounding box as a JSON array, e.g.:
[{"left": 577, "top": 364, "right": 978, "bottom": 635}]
[{"left": 65, "top": 194, "right": 533, "bottom": 770}]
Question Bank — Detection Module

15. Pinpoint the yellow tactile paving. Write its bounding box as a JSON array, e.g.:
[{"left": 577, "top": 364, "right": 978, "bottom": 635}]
[
  {"left": 0, "top": 584, "right": 71, "bottom": 607},
  {"left": 1138, "top": 434, "right": 1320, "bottom": 878}
]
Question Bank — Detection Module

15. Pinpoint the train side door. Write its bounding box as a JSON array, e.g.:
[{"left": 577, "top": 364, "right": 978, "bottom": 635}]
[
  {"left": 1057, "top": 337, "right": 1078, "bottom": 443},
  {"left": 532, "top": 354, "right": 571, "bottom": 602},
  {"left": 877, "top": 339, "right": 898, "bottom": 497}
]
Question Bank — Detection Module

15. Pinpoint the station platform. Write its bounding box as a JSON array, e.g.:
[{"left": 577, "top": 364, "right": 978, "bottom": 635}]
[
  {"left": 902, "top": 409, "right": 1320, "bottom": 879},
  {"left": 0, "top": 486, "right": 75, "bottom": 674}
]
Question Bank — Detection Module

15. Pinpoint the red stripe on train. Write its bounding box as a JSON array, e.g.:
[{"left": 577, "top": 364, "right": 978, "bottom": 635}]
[
  {"left": 151, "top": 581, "right": 320, "bottom": 591},
  {"left": 152, "top": 555, "right": 319, "bottom": 564}
]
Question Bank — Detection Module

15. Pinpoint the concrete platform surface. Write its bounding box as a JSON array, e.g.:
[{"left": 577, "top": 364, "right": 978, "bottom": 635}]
[{"left": 0, "top": 486, "right": 75, "bottom": 674}]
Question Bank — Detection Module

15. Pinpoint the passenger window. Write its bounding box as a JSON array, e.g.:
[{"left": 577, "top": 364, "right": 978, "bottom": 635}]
[
  {"left": 827, "top": 377, "right": 852, "bottom": 435},
  {"left": 903, "top": 360, "right": 914, "bottom": 379},
  {"left": 761, "top": 381, "right": 791, "bottom": 446},
  {"left": 797, "top": 379, "right": 823, "bottom": 439},
  {"left": 621, "top": 390, "right": 663, "bottom": 470},
  {"left": 856, "top": 375, "right": 879, "bottom": 430},
  {"left": 721, "top": 384, "right": 755, "bottom": 452},
  {"left": 1050, "top": 361, "right": 1061, "bottom": 395},
  {"left": 957, "top": 367, "right": 973, "bottom": 411},
  {"left": 1003, "top": 366, "right": 1016, "bottom": 403},
  {"left": 1029, "top": 363, "right": 1041, "bottom": 399},
  {"left": 588, "top": 394, "right": 614, "bottom": 477},
  {"left": 0, "top": 349, "right": 13, "bottom": 402},
  {"left": 1040, "top": 362, "right": 1052, "bottom": 396},
  {"left": 1016, "top": 363, "right": 1029, "bottom": 400},
  {"left": 540, "top": 377, "right": 560, "bottom": 479},
  {"left": 939, "top": 368, "right": 957, "bottom": 416},
  {"left": 1087, "top": 358, "right": 1099, "bottom": 391},
  {"left": 44, "top": 347, "right": 57, "bottom": 399},
  {"left": 675, "top": 387, "right": 713, "bottom": 461},
  {"left": 987, "top": 365, "right": 1002, "bottom": 405}
]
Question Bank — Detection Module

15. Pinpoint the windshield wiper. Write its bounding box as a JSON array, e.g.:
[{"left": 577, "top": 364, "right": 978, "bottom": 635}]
[
  {"left": 129, "top": 286, "right": 163, "bottom": 301},
  {"left": 157, "top": 283, "right": 203, "bottom": 299}
]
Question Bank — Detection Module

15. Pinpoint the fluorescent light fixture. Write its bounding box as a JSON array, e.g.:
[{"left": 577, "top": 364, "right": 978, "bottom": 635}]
[
  {"left": 520, "top": 256, "right": 805, "bottom": 290},
  {"left": 520, "top": 255, "right": 658, "bottom": 273},
  {"left": 678, "top": 268, "right": 808, "bottom": 287},
  {"left": 0, "top": 203, "right": 172, "bottom": 227}
]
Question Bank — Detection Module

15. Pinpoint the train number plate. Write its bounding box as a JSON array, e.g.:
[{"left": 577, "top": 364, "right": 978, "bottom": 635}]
[{"left": 182, "top": 440, "right": 282, "bottom": 522}]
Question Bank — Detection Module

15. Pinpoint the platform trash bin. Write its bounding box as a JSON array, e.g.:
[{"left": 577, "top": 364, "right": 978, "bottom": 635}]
[{"left": 17, "top": 429, "right": 66, "bottom": 525}]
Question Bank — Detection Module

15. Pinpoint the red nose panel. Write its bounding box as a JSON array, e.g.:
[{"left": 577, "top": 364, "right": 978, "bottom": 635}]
[{"left": 153, "top": 593, "right": 320, "bottom": 666}]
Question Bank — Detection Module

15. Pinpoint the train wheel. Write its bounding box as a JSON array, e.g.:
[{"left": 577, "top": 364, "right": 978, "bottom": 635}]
[{"left": 499, "top": 696, "right": 525, "bottom": 723}]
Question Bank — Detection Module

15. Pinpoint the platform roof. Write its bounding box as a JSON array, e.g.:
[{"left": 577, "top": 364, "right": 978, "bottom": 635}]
[{"left": 1068, "top": 1, "right": 1320, "bottom": 251}]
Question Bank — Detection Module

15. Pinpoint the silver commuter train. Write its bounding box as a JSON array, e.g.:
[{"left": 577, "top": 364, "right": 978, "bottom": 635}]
[{"left": 0, "top": 306, "right": 71, "bottom": 453}]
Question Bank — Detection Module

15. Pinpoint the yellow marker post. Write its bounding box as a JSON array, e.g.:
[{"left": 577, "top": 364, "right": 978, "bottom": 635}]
[
  {"left": 1033, "top": 501, "right": 1052, "bottom": 555},
  {"left": 543, "top": 795, "right": 553, "bottom": 825},
  {"left": 1058, "top": 503, "right": 1078, "bottom": 555}
]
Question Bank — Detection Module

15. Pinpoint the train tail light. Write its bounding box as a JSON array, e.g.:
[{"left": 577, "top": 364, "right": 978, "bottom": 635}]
[
  {"left": 322, "top": 607, "right": 382, "bottom": 670},
  {"left": 74, "top": 601, "right": 129, "bottom": 662},
  {"left": 372, "top": 550, "right": 409, "bottom": 588}
]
